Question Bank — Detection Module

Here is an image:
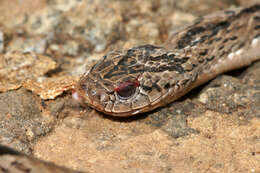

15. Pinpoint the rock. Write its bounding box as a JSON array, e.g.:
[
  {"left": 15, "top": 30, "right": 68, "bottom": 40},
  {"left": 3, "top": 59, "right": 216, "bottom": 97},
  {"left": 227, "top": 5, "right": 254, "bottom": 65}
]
[{"left": 0, "top": 145, "right": 83, "bottom": 173}]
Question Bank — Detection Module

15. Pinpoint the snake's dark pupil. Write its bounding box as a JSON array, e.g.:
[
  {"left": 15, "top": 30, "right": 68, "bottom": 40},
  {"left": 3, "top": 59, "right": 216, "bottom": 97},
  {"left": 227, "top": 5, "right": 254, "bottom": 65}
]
[
  {"left": 118, "top": 84, "right": 135, "bottom": 98},
  {"left": 115, "top": 80, "right": 139, "bottom": 99}
]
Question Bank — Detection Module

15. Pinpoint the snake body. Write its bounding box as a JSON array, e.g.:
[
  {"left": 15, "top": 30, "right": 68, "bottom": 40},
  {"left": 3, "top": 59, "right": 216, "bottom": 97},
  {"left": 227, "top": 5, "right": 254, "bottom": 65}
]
[{"left": 75, "top": 4, "right": 260, "bottom": 116}]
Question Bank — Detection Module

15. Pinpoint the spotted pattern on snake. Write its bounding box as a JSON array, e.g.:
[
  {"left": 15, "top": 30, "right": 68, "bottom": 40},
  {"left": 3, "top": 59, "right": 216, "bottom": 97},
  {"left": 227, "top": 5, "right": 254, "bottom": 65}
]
[{"left": 74, "top": 4, "right": 260, "bottom": 117}]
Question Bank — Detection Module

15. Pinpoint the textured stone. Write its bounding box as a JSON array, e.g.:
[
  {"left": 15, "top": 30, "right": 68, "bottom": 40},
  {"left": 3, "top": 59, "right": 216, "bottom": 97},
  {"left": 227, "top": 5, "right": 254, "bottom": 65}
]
[
  {"left": 0, "top": 52, "right": 57, "bottom": 92},
  {"left": 23, "top": 76, "right": 78, "bottom": 100},
  {"left": 0, "top": 88, "right": 50, "bottom": 154},
  {"left": 0, "top": 145, "right": 82, "bottom": 173}
]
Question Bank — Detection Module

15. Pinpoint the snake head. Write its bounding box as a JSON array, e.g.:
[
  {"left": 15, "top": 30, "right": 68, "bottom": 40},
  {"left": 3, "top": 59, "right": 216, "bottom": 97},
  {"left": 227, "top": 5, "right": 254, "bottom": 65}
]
[
  {"left": 75, "top": 45, "right": 193, "bottom": 116},
  {"left": 74, "top": 47, "right": 148, "bottom": 116},
  {"left": 75, "top": 70, "right": 143, "bottom": 116}
]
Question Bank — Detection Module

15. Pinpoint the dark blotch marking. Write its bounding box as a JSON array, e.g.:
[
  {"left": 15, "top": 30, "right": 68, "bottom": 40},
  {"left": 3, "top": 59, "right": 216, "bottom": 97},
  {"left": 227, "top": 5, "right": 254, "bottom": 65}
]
[
  {"left": 230, "top": 36, "right": 238, "bottom": 40},
  {"left": 206, "top": 56, "right": 215, "bottom": 61},
  {"left": 176, "top": 57, "right": 189, "bottom": 63},
  {"left": 232, "top": 4, "right": 260, "bottom": 25},
  {"left": 187, "top": 26, "right": 206, "bottom": 36},
  {"left": 192, "top": 63, "right": 197, "bottom": 68},
  {"left": 154, "top": 83, "right": 162, "bottom": 92},
  {"left": 142, "top": 85, "right": 152, "bottom": 92},
  {"left": 164, "top": 83, "right": 170, "bottom": 90},
  {"left": 254, "top": 16, "right": 260, "bottom": 21},
  {"left": 207, "top": 39, "right": 214, "bottom": 45},
  {"left": 130, "top": 60, "right": 137, "bottom": 65},
  {"left": 218, "top": 45, "right": 224, "bottom": 50},
  {"left": 198, "top": 57, "right": 204, "bottom": 63},
  {"left": 148, "top": 54, "right": 167, "bottom": 61},
  {"left": 177, "top": 27, "right": 206, "bottom": 49},
  {"left": 215, "top": 37, "right": 221, "bottom": 42},
  {"left": 95, "top": 60, "right": 112, "bottom": 71},
  {"left": 168, "top": 54, "right": 175, "bottom": 58},
  {"left": 168, "top": 62, "right": 176, "bottom": 66},
  {"left": 255, "top": 25, "right": 260, "bottom": 30},
  {"left": 148, "top": 61, "right": 154, "bottom": 65},
  {"left": 142, "top": 80, "right": 162, "bottom": 92},
  {"left": 239, "top": 4, "right": 260, "bottom": 16},
  {"left": 129, "top": 64, "right": 145, "bottom": 74},
  {"left": 222, "top": 38, "right": 229, "bottom": 43},
  {"left": 219, "top": 51, "right": 226, "bottom": 57},
  {"left": 238, "top": 42, "right": 246, "bottom": 49},
  {"left": 126, "top": 48, "right": 136, "bottom": 57},
  {"left": 180, "top": 79, "right": 190, "bottom": 86},
  {"left": 224, "top": 10, "right": 235, "bottom": 15},
  {"left": 104, "top": 70, "right": 127, "bottom": 79},
  {"left": 199, "top": 49, "right": 208, "bottom": 56},
  {"left": 210, "top": 21, "right": 230, "bottom": 37},
  {"left": 91, "top": 59, "right": 104, "bottom": 72},
  {"left": 138, "top": 55, "right": 143, "bottom": 61}
]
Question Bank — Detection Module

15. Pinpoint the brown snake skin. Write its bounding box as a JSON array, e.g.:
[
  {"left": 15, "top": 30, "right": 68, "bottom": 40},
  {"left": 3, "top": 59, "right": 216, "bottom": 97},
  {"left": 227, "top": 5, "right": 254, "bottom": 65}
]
[{"left": 75, "top": 4, "right": 260, "bottom": 117}]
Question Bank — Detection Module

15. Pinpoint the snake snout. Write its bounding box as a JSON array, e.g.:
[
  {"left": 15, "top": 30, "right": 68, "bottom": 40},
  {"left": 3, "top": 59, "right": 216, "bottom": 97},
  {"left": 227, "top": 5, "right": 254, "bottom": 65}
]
[{"left": 75, "top": 75, "right": 110, "bottom": 112}]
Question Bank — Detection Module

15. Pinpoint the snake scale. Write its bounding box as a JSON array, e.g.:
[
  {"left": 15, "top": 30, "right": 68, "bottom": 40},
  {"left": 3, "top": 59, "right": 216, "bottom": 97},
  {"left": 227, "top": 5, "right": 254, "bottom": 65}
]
[{"left": 74, "top": 4, "right": 260, "bottom": 117}]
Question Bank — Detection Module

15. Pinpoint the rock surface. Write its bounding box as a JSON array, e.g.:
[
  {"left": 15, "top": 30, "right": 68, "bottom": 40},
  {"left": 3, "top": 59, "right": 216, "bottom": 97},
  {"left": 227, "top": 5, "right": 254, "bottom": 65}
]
[
  {"left": 0, "top": 0, "right": 259, "bottom": 172},
  {"left": 0, "top": 145, "right": 82, "bottom": 173}
]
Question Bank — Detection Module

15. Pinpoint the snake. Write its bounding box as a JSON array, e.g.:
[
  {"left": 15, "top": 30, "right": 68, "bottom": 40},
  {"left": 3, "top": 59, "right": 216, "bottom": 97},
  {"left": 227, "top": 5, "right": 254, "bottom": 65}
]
[{"left": 74, "top": 4, "right": 260, "bottom": 117}]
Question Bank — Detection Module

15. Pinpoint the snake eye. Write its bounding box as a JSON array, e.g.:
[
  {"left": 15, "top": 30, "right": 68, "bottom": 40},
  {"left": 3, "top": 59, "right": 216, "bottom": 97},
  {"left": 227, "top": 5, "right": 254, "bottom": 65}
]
[{"left": 115, "top": 80, "right": 140, "bottom": 99}]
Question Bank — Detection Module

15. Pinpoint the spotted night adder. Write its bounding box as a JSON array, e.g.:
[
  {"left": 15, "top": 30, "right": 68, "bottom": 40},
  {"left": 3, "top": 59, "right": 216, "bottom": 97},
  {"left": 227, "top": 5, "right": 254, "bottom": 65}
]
[{"left": 74, "top": 4, "right": 260, "bottom": 117}]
